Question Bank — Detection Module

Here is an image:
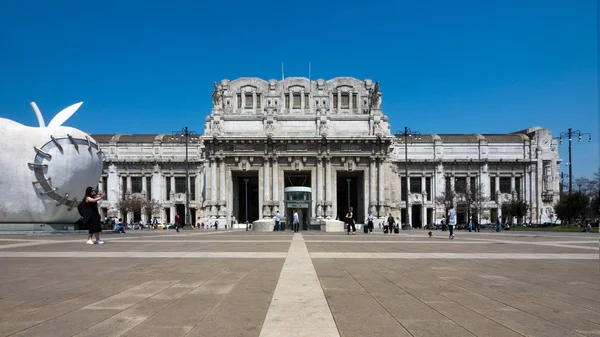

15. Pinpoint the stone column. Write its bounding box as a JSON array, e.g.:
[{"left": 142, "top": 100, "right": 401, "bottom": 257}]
[
  {"left": 272, "top": 156, "right": 279, "bottom": 206},
  {"left": 369, "top": 156, "right": 377, "bottom": 214},
  {"left": 325, "top": 157, "right": 332, "bottom": 218},
  {"left": 219, "top": 158, "right": 226, "bottom": 218},
  {"left": 466, "top": 175, "right": 471, "bottom": 194},
  {"left": 263, "top": 156, "right": 270, "bottom": 217},
  {"left": 495, "top": 176, "right": 500, "bottom": 195},
  {"left": 300, "top": 90, "right": 305, "bottom": 111},
  {"left": 316, "top": 157, "right": 323, "bottom": 217},
  {"left": 170, "top": 205, "right": 176, "bottom": 224},
  {"left": 127, "top": 176, "right": 132, "bottom": 194},
  {"left": 252, "top": 91, "right": 257, "bottom": 112},
  {"left": 241, "top": 91, "right": 246, "bottom": 109},
  {"left": 211, "top": 159, "right": 217, "bottom": 217},
  {"left": 378, "top": 158, "right": 385, "bottom": 217},
  {"left": 142, "top": 174, "right": 147, "bottom": 196},
  {"left": 170, "top": 176, "right": 175, "bottom": 195},
  {"left": 337, "top": 91, "right": 342, "bottom": 112},
  {"left": 422, "top": 205, "right": 427, "bottom": 227},
  {"left": 510, "top": 175, "right": 515, "bottom": 192},
  {"left": 348, "top": 90, "right": 353, "bottom": 110},
  {"left": 421, "top": 175, "right": 426, "bottom": 196}
]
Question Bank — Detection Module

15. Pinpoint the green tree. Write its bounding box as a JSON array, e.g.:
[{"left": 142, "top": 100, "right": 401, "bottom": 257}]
[
  {"left": 502, "top": 198, "right": 528, "bottom": 224},
  {"left": 554, "top": 192, "right": 590, "bottom": 225}
]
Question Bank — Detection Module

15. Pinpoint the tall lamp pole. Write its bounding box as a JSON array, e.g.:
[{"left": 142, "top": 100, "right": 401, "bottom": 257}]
[
  {"left": 556, "top": 128, "right": 591, "bottom": 195},
  {"left": 396, "top": 126, "right": 421, "bottom": 229},
  {"left": 346, "top": 178, "right": 351, "bottom": 210},
  {"left": 244, "top": 178, "right": 249, "bottom": 231},
  {"left": 172, "top": 127, "right": 198, "bottom": 227}
]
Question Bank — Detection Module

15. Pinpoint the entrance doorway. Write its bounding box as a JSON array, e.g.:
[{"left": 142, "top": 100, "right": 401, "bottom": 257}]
[
  {"left": 284, "top": 172, "right": 312, "bottom": 230},
  {"left": 336, "top": 172, "right": 364, "bottom": 224},
  {"left": 176, "top": 204, "right": 185, "bottom": 225},
  {"left": 232, "top": 172, "right": 259, "bottom": 224},
  {"left": 411, "top": 205, "right": 422, "bottom": 228},
  {"left": 284, "top": 186, "right": 311, "bottom": 231}
]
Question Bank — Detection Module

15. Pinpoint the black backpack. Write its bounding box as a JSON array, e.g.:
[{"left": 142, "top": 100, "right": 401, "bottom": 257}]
[{"left": 77, "top": 200, "right": 86, "bottom": 216}]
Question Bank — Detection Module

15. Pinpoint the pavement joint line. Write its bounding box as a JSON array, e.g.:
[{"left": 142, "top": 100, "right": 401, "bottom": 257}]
[
  {"left": 465, "top": 237, "right": 600, "bottom": 250},
  {"left": 0, "top": 251, "right": 289, "bottom": 258},
  {"left": 309, "top": 252, "right": 599, "bottom": 259},
  {"left": 259, "top": 233, "right": 340, "bottom": 337},
  {"left": 100, "top": 240, "right": 293, "bottom": 243}
]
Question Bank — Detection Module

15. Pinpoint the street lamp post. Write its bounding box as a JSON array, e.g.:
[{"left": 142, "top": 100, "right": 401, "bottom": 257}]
[
  {"left": 346, "top": 178, "right": 351, "bottom": 211},
  {"left": 244, "top": 178, "right": 249, "bottom": 231},
  {"left": 396, "top": 126, "right": 421, "bottom": 229},
  {"left": 171, "top": 127, "right": 198, "bottom": 228},
  {"left": 556, "top": 128, "right": 591, "bottom": 195}
]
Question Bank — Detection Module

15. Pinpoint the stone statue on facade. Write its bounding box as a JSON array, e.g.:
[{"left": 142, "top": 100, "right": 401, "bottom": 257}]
[
  {"left": 212, "top": 82, "right": 223, "bottom": 108},
  {"left": 373, "top": 120, "right": 384, "bottom": 136},
  {"left": 212, "top": 120, "right": 223, "bottom": 136},
  {"left": 319, "top": 119, "right": 329, "bottom": 136},
  {"left": 264, "top": 120, "right": 275, "bottom": 136}
]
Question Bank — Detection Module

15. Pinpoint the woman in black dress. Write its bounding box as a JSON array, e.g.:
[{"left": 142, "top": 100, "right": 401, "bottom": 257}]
[{"left": 84, "top": 186, "right": 105, "bottom": 244}]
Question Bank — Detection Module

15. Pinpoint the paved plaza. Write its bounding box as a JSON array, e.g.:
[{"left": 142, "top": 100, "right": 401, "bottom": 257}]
[{"left": 0, "top": 229, "right": 598, "bottom": 337}]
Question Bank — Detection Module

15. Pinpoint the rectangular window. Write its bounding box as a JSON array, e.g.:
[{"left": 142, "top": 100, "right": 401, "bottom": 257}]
[
  {"left": 515, "top": 177, "right": 521, "bottom": 195},
  {"left": 190, "top": 176, "right": 196, "bottom": 201},
  {"left": 236, "top": 94, "right": 241, "bottom": 108},
  {"left": 285, "top": 94, "right": 290, "bottom": 108},
  {"left": 257, "top": 94, "right": 261, "bottom": 109},
  {"left": 102, "top": 176, "right": 108, "bottom": 200},
  {"left": 333, "top": 95, "right": 338, "bottom": 108},
  {"left": 146, "top": 176, "right": 152, "bottom": 200},
  {"left": 131, "top": 176, "right": 142, "bottom": 194},
  {"left": 410, "top": 177, "right": 421, "bottom": 194},
  {"left": 445, "top": 176, "right": 451, "bottom": 195},
  {"left": 293, "top": 93, "right": 301, "bottom": 108},
  {"left": 304, "top": 94, "right": 309, "bottom": 108},
  {"left": 401, "top": 177, "right": 407, "bottom": 200},
  {"left": 455, "top": 177, "right": 467, "bottom": 194},
  {"left": 352, "top": 93, "right": 358, "bottom": 108},
  {"left": 425, "top": 177, "right": 431, "bottom": 201},
  {"left": 341, "top": 93, "right": 349, "bottom": 108},
  {"left": 470, "top": 177, "right": 477, "bottom": 195},
  {"left": 166, "top": 177, "right": 171, "bottom": 201},
  {"left": 175, "top": 177, "right": 187, "bottom": 193},
  {"left": 245, "top": 93, "right": 253, "bottom": 108},
  {"left": 490, "top": 177, "right": 496, "bottom": 201},
  {"left": 499, "top": 177, "right": 511, "bottom": 194},
  {"left": 122, "top": 177, "right": 127, "bottom": 197}
]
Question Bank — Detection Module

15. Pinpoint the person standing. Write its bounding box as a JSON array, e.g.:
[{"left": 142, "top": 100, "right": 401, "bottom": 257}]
[
  {"left": 275, "top": 210, "right": 281, "bottom": 231},
  {"left": 367, "top": 211, "right": 374, "bottom": 233},
  {"left": 447, "top": 205, "right": 456, "bottom": 239},
  {"left": 84, "top": 187, "right": 105, "bottom": 244},
  {"left": 293, "top": 210, "right": 300, "bottom": 233},
  {"left": 386, "top": 213, "right": 395, "bottom": 234},
  {"left": 175, "top": 212, "right": 182, "bottom": 233},
  {"left": 346, "top": 207, "right": 356, "bottom": 235}
]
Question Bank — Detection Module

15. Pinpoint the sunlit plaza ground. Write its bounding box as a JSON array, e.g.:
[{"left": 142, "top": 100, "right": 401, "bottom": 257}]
[{"left": 0, "top": 229, "right": 598, "bottom": 337}]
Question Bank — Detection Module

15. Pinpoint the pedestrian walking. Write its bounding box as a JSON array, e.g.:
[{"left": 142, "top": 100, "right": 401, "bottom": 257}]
[
  {"left": 175, "top": 212, "right": 181, "bottom": 232},
  {"left": 346, "top": 207, "right": 356, "bottom": 235},
  {"left": 448, "top": 205, "right": 456, "bottom": 239},
  {"left": 293, "top": 210, "right": 300, "bottom": 232}
]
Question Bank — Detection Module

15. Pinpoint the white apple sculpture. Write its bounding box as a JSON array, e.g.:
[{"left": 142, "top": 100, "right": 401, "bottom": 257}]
[{"left": 0, "top": 102, "right": 104, "bottom": 223}]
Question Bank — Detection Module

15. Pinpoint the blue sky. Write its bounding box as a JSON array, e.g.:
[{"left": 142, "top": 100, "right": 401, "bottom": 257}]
[{"left": 0, "top": 0, "right": 597, "bottom": 179}]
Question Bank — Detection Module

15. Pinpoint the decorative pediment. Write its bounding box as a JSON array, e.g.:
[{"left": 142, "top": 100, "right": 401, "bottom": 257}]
[
  {"left": 240, "top": 84, "right": 257, "bottom": 92},
  {"left": 288, "top": 85, "right": 306, "bottom": 93}
]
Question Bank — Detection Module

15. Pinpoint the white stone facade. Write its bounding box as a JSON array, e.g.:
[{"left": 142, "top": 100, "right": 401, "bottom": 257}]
[{"left": 94, "top": 77, "right": 561, "bottom": 228}]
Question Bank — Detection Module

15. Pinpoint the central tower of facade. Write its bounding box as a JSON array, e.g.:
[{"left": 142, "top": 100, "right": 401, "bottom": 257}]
[{"left": 202, "top": 77, "right": 393, "bottom": 229}]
